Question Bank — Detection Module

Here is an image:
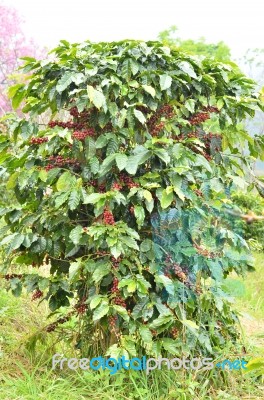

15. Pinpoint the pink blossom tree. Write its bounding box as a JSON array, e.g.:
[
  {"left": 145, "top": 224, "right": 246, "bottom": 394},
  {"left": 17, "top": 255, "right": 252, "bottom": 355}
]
[{"left": 0, "top": 2, "right": 44, "bottom": 114}]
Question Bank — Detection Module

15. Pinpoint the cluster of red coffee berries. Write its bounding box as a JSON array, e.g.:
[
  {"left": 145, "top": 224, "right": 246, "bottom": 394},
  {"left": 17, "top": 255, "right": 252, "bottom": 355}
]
[
  {"left": 72, "top": 128, "right": 95, "bottom": 141},
  {"left": 164, "top": 255, "right": 187, "bottom": 283},
  {"left": 146, "top": 104, "right": 174, "bottom": 136},
  {"left": 171, "top": 327, "right": 179, "bottom": 338},
  {"left": 172, "top": 133, "right": 185, "bottom": 141},
  {"left": 194, "top": 189, "right": 203, "bottom": 197},
  {"left": 186, "top": 132, "right": 199, "bottom": 139},
  {"left": 75, "top": 303, "right": 87, "bottom": 315},
  {"left": 30, "top": 137, "right": 48, "bottom": 145},
  {"left": 90, "top": 179, "right": 97, "bottom": 187},
  {"left": 45, "top": 155, "right": 80, "bottom": 171},
  {"left": 129, "top": 206, "right": 135, "bottom": 214},
  {"left": 208, "top": 132, "right": 221, "bottom": 139},
  {"left": 187, "top": 134, "right": 213, "bottom": 162},
  {"left": 89, "top": 180, "right": 106, "bottom": 193},
  {"left": 101, "top": 122, "right": 113, "bottom": 133},
  {"left": 95, "top": 250, "right": 108, "bottom": 257},
  {"left": 193, "top": 243, "right": 220, "bottom": 259},
  {"left": 189, "top": 112, "right": 210, "bottom": 125},
  {"left": 109, "top": 315, "right": 121, "bottom": 338},
  {"left": 4, "top": 274, "right": 23, "bottom": 280},
  {"left": 136, "top": 105, "right": 150, "bottom": 115},
  {"left": 111, "top": 277, "right": 119, "bottom": 293},
  {"left": 48, "top": 120, "right": 85, "bottom": 130},
  {"left": 201, "top": 132, "right": 221, "bottom": 155},
  {"left": 159, "top": 104, "right": 174, "bottom": 119},
  {"left": 111, "top": 277, "right": 126, "bottom": 307},
  {"left": 103, "top": 208, "right": 115, "bottom": 225},
  {"left": 119, "top": 173, "right": 139, "bottom": 189},
  {"left": 112, "top": 182, "right": 122, "bottom": 191},
  {"left": 75, "top": 297, "right": 88, "bottom": 315},
  {"left": 69, "top": 106, "right": 90, "bottom": 119},
  {"left": 109, "top": 314, "right": 118, "bottom": 328},
  {"left": 114, "top": 295, "right": 126, "bottom": 308},
  {"left": 147, "top": 113, "right": 163, "bottom": 135},
  {"left": 151, "top": 121, "right": 165, "bottom": 137},
  {"left": 31, "top": 289, "right": 43, "bottom": 301},
  {"left": 202, "top": 106, "right": 220, "bottom": 113},
  {"left": 111, "top": 256, "right": 121, "bottom": 269},
  {"left": 46, "top": 312, "right": 73, "bottom": 332}
]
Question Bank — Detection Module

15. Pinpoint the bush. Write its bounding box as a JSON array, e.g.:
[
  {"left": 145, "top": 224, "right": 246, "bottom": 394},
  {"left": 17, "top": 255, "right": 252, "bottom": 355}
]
[
  {"left": 232, "top": 190, "right": 264, "bottom": 250},
  {"left": 0, "top": 40, "right": 263, "bottom": 358}
]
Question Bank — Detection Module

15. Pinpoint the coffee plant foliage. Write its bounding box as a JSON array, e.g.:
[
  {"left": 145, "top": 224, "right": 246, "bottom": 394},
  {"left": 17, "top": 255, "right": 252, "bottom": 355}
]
[{"left": 0, "top": 40, "right": 263, "bottom": 358}]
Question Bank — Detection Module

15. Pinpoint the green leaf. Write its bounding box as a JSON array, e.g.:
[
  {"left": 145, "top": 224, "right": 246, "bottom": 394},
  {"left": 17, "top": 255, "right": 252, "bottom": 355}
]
[
  {"left": 89, "top": 157, "right": 100, "bottom": 174},
  {"left": 178, "top": 61, "right": 197, "bottom": 78},
  {"left": 39, "top": 170, "right": 47, "bottom": 182},
  {"left": 90, "top": 295, "right": 102, "bottom": 310},
  {"left": 55, "top": 191, "right": 70, "bottom": 208},
  {"left": 56, "top": 71, "right": 74, "bottom": 92},
  {"left": 92, "top": 263, "right": 111, "bottom": 283},
  {"left": 116, "top": 154, "right": 128, "bottom": 171},
  {"left": 180, "top": 319, "right": 199, "bottom": 330},
  {"left": 9, "top": 233, "right": 25, "bottom": 251},
  {"left": 244, "top": 358, "right": 264, "bottom": 374},
  {"left": 69, "top": 225, "right": 83, "bottom": 245},
  {"left": 154, "top": 149, "right": 170, "bottom": 164},
  {"left": 12, "top": 89, "right": 25, "bottom": 109},
  {"left": 69, "top": 261, "right": 81, "bottom": 281},
  {"left": 96, "top": 134, "right": 109, "bottom": 148},
  {"left": 56, "top": 171, "right": 75, "bottom": 191},
  {"left": 149, "top": 315, "right": 173, "bottom": 329},
  {"left": 8, "top": 83, "right": 24, "bottom": 99},
  {"left": 142, "top": 85, "right": 156, "bottom": 98},
  {"left": 134, "top": 205, "right": 145, "bottom": 228},
  {"left": 143, "top": 189, "right": 152, "bottom": 202},
  {"left": 136, "top": 275, "right": 151, "bottom": 294},
  {"left": 160, "top": 188, "right": 174, "bottom": 209},
  {"left": 134, "top": 109, "right": 146, "bottom": 124},
  {"left": 127, "top": 280, "right": 137, "bottom": 293},
  {"left": 162, "top": 338, "right": 179, "bottom": 355},
  {"left": 155, "top": 274, "right": 174, "bottom": 295},
  {"left": 72, "top": 72, "right": 84, "bottom": 85},
  {"left": 139, "top": 325, "right": 152, "bottom": 344},
  {"left": 140, "top": 239, "right": 152, "bottom": 252},
  {"left": 99, "top": 153, "right": 117, "bottom": 175},
  {"left": 195, "top": 154, "right": 212, "bottom": 172},
  {"left": 87, "top": 85, "right": 106, "bottom": 109},
  {"left": 121, "top": 337, "right": 137, "bottom": 357},
  {"left": 93, "top": 301, "right": 109, "bottom": 321},
  {"left": 6, "top": 172, "right": 19, "bottom": 189},
  {"left": 68, "top": 189, "right": 81, "bottom": 210},
  {"left": 120, "top": 236, "right": 139, "bottom": 250},
  {"left": 112, "top": 305, "right": 129, "bottom": 322},
  {"left": 125, "top": 149, "right": 151, "bottom": 174},
  {"left": 185, "top": 99, "right": 195, "bottom": 113},
  {"left": 159, "top": 74, "right": 172, "bottom": 91},
  {"left": 173, "top": 186, "right": 185, "bottom": 202},
  {"left": 172, "top": 143, "right": 184, "bottom": 160},
  {"left": 83, "top": 192, "right": 103, "bottom": 204}
]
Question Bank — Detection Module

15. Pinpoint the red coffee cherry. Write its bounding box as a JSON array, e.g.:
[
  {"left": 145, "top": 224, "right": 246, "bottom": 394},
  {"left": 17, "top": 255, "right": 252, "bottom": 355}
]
[{"left": 103, "top": 208, "right": 115, "bottom": 225}]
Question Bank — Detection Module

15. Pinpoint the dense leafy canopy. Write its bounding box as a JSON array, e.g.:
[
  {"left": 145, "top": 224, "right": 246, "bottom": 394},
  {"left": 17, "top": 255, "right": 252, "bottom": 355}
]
[{"left": 0, "top": 40, "right": 263, "bottom": 358}]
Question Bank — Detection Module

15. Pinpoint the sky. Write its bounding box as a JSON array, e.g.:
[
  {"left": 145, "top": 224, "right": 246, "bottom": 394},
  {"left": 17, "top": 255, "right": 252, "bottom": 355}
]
[{"left": 4, "top": 0, "right": 264, "bottom": 58}]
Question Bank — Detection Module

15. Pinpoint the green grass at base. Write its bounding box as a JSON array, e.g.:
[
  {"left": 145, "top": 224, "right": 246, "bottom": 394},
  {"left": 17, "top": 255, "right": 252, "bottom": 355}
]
[{"left": 0, "top": 254, "right": 264, "bottom": 399}]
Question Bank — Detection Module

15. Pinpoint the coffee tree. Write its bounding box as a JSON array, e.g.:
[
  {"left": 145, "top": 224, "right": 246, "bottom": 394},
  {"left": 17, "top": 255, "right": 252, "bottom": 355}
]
[{"left": 0, "top": 40, "right": 263, "bottom": 358}]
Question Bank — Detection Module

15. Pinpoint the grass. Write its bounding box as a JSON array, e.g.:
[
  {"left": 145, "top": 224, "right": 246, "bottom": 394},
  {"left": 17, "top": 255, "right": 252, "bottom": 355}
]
[{"left": 0, "top": 254, "right": 264, "bottom": 399}]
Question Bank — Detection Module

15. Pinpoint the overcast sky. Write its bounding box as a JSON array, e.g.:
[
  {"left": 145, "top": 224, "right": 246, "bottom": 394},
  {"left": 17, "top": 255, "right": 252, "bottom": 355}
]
[{"left": 5, "top": 0, "right": 264, "bottom": 58}]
